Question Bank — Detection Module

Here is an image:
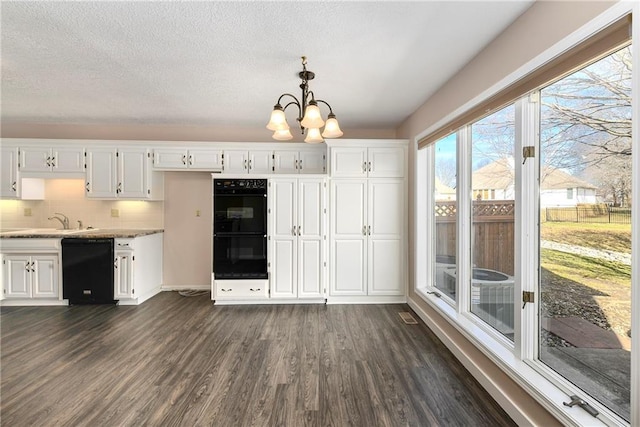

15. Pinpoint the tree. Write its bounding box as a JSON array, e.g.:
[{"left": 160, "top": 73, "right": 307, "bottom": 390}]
[{"left": 540, "top": 46, "right": 632, "bottom": 205}]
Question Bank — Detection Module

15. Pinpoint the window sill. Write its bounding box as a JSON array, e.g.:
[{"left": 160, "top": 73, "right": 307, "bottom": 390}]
[{"left": 412, "top": 287, "right": 625, "bottom": 427}]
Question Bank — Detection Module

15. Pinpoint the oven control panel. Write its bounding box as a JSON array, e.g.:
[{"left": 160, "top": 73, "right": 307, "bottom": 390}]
[{"left": 214, "top": 179, "right": 267, "bottom": 191}]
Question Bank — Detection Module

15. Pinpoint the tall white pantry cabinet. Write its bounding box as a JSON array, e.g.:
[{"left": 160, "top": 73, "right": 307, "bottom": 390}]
[
  {"left": 326, "top": 140, "right": 408, "bottom": 302},
  {"left": 269, "top": 178, "right": 324, "bottom": 300}
]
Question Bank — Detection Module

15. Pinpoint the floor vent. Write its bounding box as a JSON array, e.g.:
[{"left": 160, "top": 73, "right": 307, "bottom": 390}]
[{"left": 399, "top": 312, "right": 418, "bottom": 325}]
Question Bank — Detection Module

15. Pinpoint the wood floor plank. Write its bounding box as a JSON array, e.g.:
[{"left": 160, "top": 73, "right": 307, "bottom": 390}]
[{"left": 1, "top": 292, "right": 516, "bottom": 426}]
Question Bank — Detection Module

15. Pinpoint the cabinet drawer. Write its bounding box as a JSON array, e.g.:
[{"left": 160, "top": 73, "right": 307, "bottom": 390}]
[{"left": 214, "top": 279, "right": 268, "bottom": 299}]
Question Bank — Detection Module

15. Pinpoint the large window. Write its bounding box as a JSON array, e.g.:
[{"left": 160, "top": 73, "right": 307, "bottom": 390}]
[
  {"left": 416, "top": 21, "right": 635, "bottom": 425},
  {"left": 471, "top": 105, "right": 516, "bottom": 341},
  {"left": 539, "top": 45, "right": 632, "bottom": 422},
  {"left": 433, "top": 134, "right": 457, "bottom": 301}
]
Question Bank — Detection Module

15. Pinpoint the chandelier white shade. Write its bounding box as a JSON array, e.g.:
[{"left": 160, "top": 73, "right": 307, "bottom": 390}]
[
  {"left": 266, "top": 56, "right": 342, "bottom": 143},
  {"left": 272, "top": 128, "right": 293, "bottom": 141},
  {"left": 304, "top": 127, "right": 323, "bottom": 143}
]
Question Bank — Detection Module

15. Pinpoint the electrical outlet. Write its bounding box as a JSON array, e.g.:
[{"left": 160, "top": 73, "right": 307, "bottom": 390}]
[
  {"left": 196, "top": 210, "right": 201, "bottom": 217},
  {"left": 111, "top": 208, "right": 120, "bottom": 218},
  {"left": 23, "top": 208, "right": 32, "bottom": 217}
]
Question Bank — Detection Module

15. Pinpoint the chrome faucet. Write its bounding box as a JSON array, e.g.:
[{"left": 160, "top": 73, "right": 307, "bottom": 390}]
[{"left": 48, "top": 213, "right": 70, "bottom": 229}]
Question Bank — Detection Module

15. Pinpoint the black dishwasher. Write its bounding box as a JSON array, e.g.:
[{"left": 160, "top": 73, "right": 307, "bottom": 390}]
[{"left": 62, "top": 238, "right": 116, "bottom": 304}]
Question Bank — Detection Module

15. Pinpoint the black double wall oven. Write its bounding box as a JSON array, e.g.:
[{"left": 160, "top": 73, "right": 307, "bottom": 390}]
[{"left": 213, "top": 179, "right": 268, "bottom": 280}]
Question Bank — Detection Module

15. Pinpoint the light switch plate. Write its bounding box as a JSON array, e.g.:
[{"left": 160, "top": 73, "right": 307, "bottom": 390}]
[
  {"left": 24, "top": 208, "right": 32, "bottom": 216},
  {"left": 111, "top": 208, "right": 120, "bottom": 218}
]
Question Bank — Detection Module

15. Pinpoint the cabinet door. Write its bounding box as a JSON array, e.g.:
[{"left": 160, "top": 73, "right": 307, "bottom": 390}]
[
  {"left": 3, "top": 255, "right": 31, "bottom": 298},
  {"left": 223, "top": 150, "right": 248, "bottom": 173},
  {"left": 32, "top": 255, "right": 59, "bottom": 298},
  {"left": 330, "top": 180, "right": 367, "bottom": 295},
  {"left": 19, "top": 147, "right": 51, "bottom": 172},
  {"left": 153, "top": 149, "right": 188, "bottom": 169},
  {"left": 298, "top": 179, "right": 323, "bottom": 298},
  {"left": 86, "top": 148, "right": 117, "bottom": 198},
  {"left": 118, "top": 148, "right": 148, "bottom": 199},
  {"left": 0, "top": 146, "right": 19, "bottom": 198},
  {"left": 189, "top": 149, "right": 223, "bottom": 169},
  {"left": 273, "top": 151, "right": 299, "bottom": 174},
  {"left": 51, "top": 147, "right": 85, "bottom": 173},
  {"left": 368, "top": 180, "right": 404, "bottom": 295},
  {"left": 249, "top": 150, "right": 272, "bottom": 174},
  {"left": 270, "top": 179, "right": 297, "bottom": 298},
  {"left": 299, "top": 150, "right": 325, "bottom": 174},
  {"left": 114, "top": 252, "right": 134, "bottom": 299},
  {"left": 368, "top": 147, "right": 404, "bottom": 178},
  {"left": 330, "top": 148, "right": 367, "bottom": 177}
]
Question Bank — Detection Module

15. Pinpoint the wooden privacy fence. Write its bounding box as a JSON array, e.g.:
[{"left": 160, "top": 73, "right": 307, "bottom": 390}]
[{"left": 435, "top": 200, "right": 515, "bottom": 276}]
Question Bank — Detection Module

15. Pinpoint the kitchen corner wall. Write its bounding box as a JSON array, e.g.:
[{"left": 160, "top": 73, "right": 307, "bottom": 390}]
[{"left": 0, "top": 179, "right": 163, "bottom": 229}]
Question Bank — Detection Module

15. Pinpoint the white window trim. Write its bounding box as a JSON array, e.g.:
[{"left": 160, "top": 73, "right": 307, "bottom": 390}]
[{"left": 413, "top": 2, "right": 638, "bottom": 426}]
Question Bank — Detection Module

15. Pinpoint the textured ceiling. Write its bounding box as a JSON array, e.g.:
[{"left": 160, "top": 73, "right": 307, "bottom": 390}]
[{"left": 1, "top": 1, "right": 533, "bottom": 133}]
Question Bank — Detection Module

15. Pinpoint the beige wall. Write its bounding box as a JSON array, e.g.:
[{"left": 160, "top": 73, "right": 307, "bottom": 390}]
[
  {"left": 397, "top": 1, "right": 617, "bottom": 425},
  {"left": 162, "top": 172, "right": 213, "bottom": 288},
  {"left": 1, "top": 123, "right": 396, "bottom": 141}
]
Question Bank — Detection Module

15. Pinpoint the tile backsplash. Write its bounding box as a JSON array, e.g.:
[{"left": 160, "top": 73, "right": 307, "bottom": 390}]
[{"left": 0, "top": 179, "right": 163, "bottom": 230}]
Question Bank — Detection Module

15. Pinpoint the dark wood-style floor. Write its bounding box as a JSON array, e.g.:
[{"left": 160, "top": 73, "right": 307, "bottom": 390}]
[{"left": 1, "top": 292, "right": 515, "bottom": 426}]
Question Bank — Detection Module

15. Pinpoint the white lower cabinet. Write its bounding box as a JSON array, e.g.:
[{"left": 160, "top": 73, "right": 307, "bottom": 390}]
[
  {"left": 114, "top": 240, "right": 134, "bottom": 299},
  {"left": 269, "top": 178, "right": 324, "bottom": 300},
  {"left": 330, "top": 178, "right": 405, "bottom": 297},
  {"left": 3, "top": 255, "right": 58, "bottom": 299},
  {"left": 2, "top": 245, "right": 60, "bottom": 300},
  {"left": 113, "top": 233, "right": 163, "bottom": 305}
]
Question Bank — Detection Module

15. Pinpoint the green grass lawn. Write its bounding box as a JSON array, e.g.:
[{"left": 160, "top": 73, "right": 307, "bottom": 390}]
[
  {"left": 541, "top": 221, "right": 631, "bottom": 253},
  {"left": 541, "top": 248, "right": 631, "bottom": 288}
]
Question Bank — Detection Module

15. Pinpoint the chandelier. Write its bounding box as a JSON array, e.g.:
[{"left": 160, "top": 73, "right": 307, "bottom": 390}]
[{"left": 266, "top": 56, "right": 343, "bottom": 143}]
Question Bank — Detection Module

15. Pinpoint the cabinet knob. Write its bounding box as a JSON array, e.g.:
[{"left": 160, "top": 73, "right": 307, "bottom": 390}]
[
  {"left": 51, "top": 156, "right": 56, "bottom": 167},
  {"left": 188, "top": 155, "right": 193, "bottom": 166},
  {"left": 182, "top": 155, "right": 187, "bottom": 165},
  {"left": 244, "top": 159, "right": 248, "bottom": 170},
  {"left": 292, "top": 225, "right": 296, "bottom": 236},
  {"left": 295, "top": 159, "right": 299, "bottom": 170},
  {"left": 248, "top": 159, "right": 252, "bottom": 170},
  {"left": 368, "top": 225, "right": 371, "bottom": 235},
  {"left": 299, "top": 159, "right": 302, "bottom": 170},
  {"left": 297, "top": 225, "right": 301, "bottom": 236},
  {"left": 11, "top": 181, "right": 16, "bottom": 191},
  {"left": 368, "top": 161, "right": 372, "bottom": 172},
  {"left": 362, "top": 225, "right": 366, "bottom": 236},
  {"left": 362, "top": 162, "right": 367, "bottom": 173},
  {"left": 249, "top": 288, "right": 261, "bottom": 292},
  {"left": 85, "top": 182, "right": 90, "bottom": 192}
]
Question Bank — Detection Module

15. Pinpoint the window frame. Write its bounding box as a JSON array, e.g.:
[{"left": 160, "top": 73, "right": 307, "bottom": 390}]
[{"left": 413, "top": 3, "right": 638, "bottom": 426}]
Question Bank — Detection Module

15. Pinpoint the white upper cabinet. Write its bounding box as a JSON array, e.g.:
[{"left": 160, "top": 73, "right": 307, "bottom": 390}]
[
  {"left": 86, "top": 147, "right": 161, "bottom": 199},
  {"left": 328, "top": 141, "right": 406, "bottom": 178},
  {"left": 223, "top": 149, "right": 272, "bottom": 174},
  {"left": 153, "top": 148, "right": 223, "bottom": 170},
  {"left": 19, "top": 146, "right": 85, "bottom": 174},
  {"left": 85, "top": 147, "right": 118, "bottom": 198},
  {"left": 273, "top": 149, "right": 325, "bottom": 174},
  {"left": 0, "top": 146, "right": 19, "bottom": 198}
]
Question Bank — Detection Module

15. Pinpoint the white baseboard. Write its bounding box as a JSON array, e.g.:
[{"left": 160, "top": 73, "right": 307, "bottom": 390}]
[{"left": 161, "top": 284, "right": 210, "bottom": 291}]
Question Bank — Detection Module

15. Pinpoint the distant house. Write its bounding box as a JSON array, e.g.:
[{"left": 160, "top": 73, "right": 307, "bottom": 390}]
[
  {"left": 471, "top": 158, "right": 597, "bottom": 207},
  {"left": 435, "top": 177, "right": 456, "bottom": 201}
]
